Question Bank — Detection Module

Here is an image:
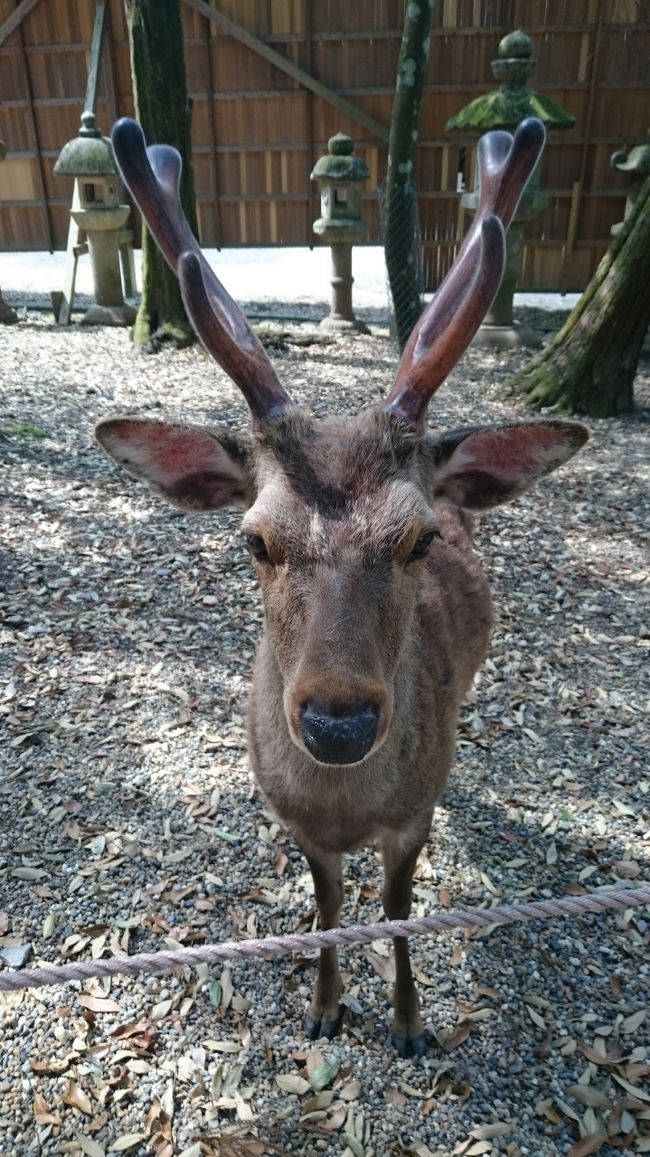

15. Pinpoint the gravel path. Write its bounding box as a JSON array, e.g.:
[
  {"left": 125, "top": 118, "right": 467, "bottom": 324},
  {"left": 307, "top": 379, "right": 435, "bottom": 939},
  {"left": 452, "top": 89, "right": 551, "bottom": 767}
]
[{"left": 1, "top": 310, "right": 649, "bottom": 1157}]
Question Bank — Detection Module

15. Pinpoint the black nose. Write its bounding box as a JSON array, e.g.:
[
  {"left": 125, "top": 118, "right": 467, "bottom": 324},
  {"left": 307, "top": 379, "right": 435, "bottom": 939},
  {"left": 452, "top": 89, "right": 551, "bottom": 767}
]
[{"left": 300, "top": 701, "right": 379, "bottom": 765}]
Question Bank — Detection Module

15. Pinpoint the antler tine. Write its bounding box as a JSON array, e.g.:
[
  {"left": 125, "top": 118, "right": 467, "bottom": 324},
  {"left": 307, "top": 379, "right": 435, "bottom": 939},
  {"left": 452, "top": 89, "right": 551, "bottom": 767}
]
[
  {"left": 383, "top": 117, "right": 546, "bottom": 430},
  {"left": 111, "top": 118, "right": 292, "bottom": 425}
]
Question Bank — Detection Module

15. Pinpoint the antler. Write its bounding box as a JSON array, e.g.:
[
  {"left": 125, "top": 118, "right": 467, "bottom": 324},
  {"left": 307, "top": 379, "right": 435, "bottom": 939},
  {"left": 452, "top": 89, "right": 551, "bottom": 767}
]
[
  {"left": 382, "top": 117, "right": 546, "bottom": 430},
  {"left": 111, "top": 118, "right": 293, "bottom": 426}
]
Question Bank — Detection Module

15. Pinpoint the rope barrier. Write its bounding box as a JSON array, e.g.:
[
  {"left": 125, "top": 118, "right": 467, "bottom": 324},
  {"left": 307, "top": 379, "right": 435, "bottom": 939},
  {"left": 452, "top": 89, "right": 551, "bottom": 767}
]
[{"left": 1, "top": 886, "right": 648, "bottom": 993}]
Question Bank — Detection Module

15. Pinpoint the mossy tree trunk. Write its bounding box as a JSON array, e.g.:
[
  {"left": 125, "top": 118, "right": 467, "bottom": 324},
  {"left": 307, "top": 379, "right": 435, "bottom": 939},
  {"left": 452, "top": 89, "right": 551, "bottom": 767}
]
[
  {"left": 0, "top": 288, "right": 18, "bottom": 324},
  {"left": 124, "top": 0, "right": 199, "bottom": 350},
  {"left": 384, "top": 0, "right": 436, "bottom": 350},
  {"left": 509, "top": 176, "right": 650, "bottom": 417}
]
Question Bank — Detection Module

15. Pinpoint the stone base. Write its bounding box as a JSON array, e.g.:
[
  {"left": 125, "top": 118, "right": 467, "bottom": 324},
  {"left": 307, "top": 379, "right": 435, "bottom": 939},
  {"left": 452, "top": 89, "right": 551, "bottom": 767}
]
[
  {"left": 79, "top": 302, "right": 137, "bottom": 327},
  {"left": 471, "top": 323, "right": 542, "bottom": 351},
  {"left": 319, "top": 314, "right": 370, "bottom": 335}
]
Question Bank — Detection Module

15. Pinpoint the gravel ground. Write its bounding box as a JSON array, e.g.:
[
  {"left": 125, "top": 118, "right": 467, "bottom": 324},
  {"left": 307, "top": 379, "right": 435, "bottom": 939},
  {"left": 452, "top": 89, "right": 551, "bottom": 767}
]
[{"left": 1, "top": 307, "right": 649, "bottom": 1157}]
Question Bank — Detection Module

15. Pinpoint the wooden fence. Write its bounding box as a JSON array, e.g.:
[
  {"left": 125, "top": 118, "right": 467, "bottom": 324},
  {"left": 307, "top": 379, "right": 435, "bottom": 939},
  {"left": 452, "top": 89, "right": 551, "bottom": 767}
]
[{"left": 0, "top": 0, "right": 648, "bottom": 290}]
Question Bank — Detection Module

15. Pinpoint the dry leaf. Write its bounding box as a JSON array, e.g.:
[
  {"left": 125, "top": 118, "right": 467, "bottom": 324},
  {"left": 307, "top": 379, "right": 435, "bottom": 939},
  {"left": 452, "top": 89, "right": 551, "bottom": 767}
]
[
  {"left": 620, "top": 1009, "right": 647, "bottom": 1034},
  {"left": 62, "top": 1080, "right": 93, "bottom": 1115},
  {"left": 108, "top": 1136, "right": 148, "bottom": 1152},
  {"left": 440, "top": 1021, "right": 472, "bottom": 1051},
  {"left": 77, "top": 994, "right": 121, "bottom": 1014},
  {"left": 309, "top": 1056, "right": 340, "bottom": 1092},
  {"left": 568, "top": 1085, "right": 610, "bottom": 1109},
  {"left": 275, "top": 1074, "right": 310, "bottom": 1095},
  {"left": 566, "top": 1137, "right": 605, "bottom": 1157},
  {"left": 75, "top": 1136, "right": 106, "bottom": 1157},
  {"left": 469, "top": 1123, "right": 512, "bottom": 1140},
  {"left": 365, "top": 948, "right": 395, "bottom": 982}
]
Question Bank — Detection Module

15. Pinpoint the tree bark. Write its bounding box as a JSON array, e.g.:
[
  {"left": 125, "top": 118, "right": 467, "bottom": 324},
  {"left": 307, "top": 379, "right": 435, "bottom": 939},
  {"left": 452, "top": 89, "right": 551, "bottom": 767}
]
[
  {"left": 124, "top": 0, "right": 199, "bottom": 350},
  {"left": 384, "top": 0, "right": 435, "bottom": 350},
  {"left": 509, "top": 175, "right": 650, "bottom": 417},
  {"left": 0, "top": 288, "right": 18, "bottom": 324}
]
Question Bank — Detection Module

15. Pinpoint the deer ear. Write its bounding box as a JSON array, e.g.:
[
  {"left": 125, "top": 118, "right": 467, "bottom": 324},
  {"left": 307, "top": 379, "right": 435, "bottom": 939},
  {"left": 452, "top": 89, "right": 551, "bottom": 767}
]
[
  {"left": 428, "top": 420, "right": 588, "bottom": 511},
  {"left": 96, "top": 418, "right": 254, "bottom": 511}
]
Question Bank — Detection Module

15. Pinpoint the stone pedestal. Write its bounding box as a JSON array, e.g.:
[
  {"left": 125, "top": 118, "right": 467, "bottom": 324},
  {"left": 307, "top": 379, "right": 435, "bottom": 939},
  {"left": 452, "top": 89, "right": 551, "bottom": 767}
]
[
  {"left": 316, "top": 236, "right": 369, "bottom": 335},
  {"left": 311, "top": 133, "right": 369, "bottom": 334},
  {"left": 71, "top": 204, "right": 136, "bottom": 326},
  {"left": 462, "top": 187, "right": 546, "bottom": 349}
]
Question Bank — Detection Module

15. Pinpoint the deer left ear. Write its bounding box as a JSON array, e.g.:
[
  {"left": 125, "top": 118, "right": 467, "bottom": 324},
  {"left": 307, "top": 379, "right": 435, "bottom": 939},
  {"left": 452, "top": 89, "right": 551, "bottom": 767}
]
[
  {"left": 426, "top": 420, "right": 588, "bottom": 511},
  {"left": 96, "top": 417, "right": 254, "bottom": 512}
]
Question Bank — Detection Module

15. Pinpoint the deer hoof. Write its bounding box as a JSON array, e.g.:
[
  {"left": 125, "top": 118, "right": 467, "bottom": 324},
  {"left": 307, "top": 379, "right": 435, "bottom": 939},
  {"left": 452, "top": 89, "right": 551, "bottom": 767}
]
[
  {"left": 304, "top": 1012, "right": 342, "bottom": 1041},
  {"left": 390, "top": 1030, "right": 429, "bottom": 1058}
]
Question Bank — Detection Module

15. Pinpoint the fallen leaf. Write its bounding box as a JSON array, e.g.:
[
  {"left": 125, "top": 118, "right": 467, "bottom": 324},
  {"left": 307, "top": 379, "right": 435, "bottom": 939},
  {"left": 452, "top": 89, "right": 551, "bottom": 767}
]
[
  {"left": 77, "top": 994, "right": 121, "bottom": 1014},
  {"left": 62, "top": 1080, "right": 93, "bottom": 1115},
  {"left": 439, "top": 1021, "right": 472, "bottom": 1051},
  {"left": 568, "top": 1085, "right": 610, "bottom": 1109},
  {"left": 275, "top": 1074, "right": 310, "bottom": 1095},
  {"left": 108, "top": 1136, "right": 147, "bottom": 1152},
  {"left": 75, "top": 1135, "right": 106, "bottom": 1157},
  {"left": 309, "top": 1056, "right": 340, "bottom": 1092},
  {"left": 567, "top": 1137, "right": 605, "bottom": 1156}
]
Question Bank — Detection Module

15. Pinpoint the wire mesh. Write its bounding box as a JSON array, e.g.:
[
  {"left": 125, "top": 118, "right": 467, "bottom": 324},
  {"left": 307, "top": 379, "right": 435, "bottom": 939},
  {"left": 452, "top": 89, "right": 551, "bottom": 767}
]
[{"left": 378, "top": 177, "right": 425, "bottom": 349}]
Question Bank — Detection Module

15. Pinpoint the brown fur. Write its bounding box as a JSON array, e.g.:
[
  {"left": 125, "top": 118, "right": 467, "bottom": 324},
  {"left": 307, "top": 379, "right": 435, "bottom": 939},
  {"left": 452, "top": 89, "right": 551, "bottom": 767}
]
[
  {"left": 98, "top": 114, "right": 588, "bottom": 1056},
  {"left": 97, "top": 400, "right": 587, "bottom": 1054},
  {"left": 241, "top": 408, "right": 492, "bottom": 1050}
]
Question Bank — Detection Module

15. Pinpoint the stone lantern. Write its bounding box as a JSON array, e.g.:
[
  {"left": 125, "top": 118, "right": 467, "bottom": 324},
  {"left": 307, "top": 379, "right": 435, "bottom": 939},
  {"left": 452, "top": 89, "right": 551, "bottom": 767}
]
[
  {"left": 54, "top": 111, "right": 135, "bottom": 326},
  {"left": 311, "top": 132, "right": 370, "bottom": 333},
  {"left": 446, "top": 30, "right": 574, "bottom": 348},
  {"left": 610, "top": 133, "right": 650, "bottom": 237}
]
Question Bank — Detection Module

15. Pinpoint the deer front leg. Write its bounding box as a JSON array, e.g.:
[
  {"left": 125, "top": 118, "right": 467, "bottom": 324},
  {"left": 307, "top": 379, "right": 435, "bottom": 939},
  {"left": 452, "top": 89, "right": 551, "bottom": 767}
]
[
  {"left": 380, "top": 826, "right": 431, "bottom": 1058},
  {"left": 301, "top": 846, "right": 344, "bottom": 1041}
]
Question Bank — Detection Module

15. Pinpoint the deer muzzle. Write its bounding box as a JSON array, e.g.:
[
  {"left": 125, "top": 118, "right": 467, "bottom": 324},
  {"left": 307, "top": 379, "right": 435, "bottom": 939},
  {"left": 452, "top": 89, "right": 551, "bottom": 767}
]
[{"left": 299, "top": 700, "right": 380, "bottom": 766}]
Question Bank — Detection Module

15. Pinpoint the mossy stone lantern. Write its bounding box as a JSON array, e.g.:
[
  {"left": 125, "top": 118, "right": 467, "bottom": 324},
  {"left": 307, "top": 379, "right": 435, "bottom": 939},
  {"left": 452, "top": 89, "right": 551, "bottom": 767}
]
[
  {"left": 446, "top": 31, "right": 574, "bottom": 348},
  {"left": 311, "top": 132, "right": 370, "bottom": 333},
  {"left": 54, "top": 111, "right": 135, "bottom": 326}
]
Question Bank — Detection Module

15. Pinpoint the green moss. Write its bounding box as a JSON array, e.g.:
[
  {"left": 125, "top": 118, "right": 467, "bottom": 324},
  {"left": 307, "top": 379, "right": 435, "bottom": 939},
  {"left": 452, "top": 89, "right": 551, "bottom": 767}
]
[{"left": 1, "top": 421, "right": 47, "bottom": 439}]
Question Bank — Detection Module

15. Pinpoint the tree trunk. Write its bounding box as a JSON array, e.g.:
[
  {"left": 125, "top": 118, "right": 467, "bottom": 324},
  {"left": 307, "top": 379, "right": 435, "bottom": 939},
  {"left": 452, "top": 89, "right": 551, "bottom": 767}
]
[
  {"left": 124, "top": 0, "right": 199, "bottom": 350},
  {"left": 0, "top": 288, "right": 18, "bottom": 324},
  {"left": 509, "top": 175, "right": 650, "bottom": 417},
  {"left": 383, "top": 0, "right": 435, "bottom": 350}
]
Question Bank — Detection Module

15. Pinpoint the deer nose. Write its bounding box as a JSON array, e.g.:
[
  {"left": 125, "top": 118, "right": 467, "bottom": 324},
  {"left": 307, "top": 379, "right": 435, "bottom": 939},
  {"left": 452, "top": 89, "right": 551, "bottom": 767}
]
[{"left": 299, "top": 701, "right": 380, "bottom": 765}]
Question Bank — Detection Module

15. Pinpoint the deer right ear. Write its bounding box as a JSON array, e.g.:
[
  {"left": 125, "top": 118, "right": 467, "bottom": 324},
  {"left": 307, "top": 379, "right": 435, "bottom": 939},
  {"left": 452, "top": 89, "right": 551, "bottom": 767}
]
[
  {"left": 95, "top": 418, "right": 254, "bottom": 512},
  {"left": 426, "top": 420, "right": 589, "bottom": 511}
]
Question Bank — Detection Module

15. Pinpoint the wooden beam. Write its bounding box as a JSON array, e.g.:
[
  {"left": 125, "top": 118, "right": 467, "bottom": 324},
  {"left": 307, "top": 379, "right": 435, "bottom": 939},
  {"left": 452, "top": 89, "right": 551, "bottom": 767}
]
[
  {"left": 182, "top": 0, "right": 389, "bottom": 143},
  {"left": 15, "top": 10, "right": 53, "bottom": 250},
  {"left": 84, "top": 3, "right": 106, "bottom": 112},
  {"left": 0, "top": 0, "right": 40, "bottom": 49},
  {"left": 101, "top": 1, "right": 119, "bottom": 128},
  {"left": 201, "top": 12, "right": 222, "bottom": 246}
]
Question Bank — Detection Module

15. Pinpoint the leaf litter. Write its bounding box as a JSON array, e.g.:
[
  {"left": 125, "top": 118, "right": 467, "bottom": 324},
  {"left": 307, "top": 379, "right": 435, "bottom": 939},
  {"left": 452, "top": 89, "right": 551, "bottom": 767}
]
[{"left": 0, "top": 313, "right": 649, "bottom": 1154}]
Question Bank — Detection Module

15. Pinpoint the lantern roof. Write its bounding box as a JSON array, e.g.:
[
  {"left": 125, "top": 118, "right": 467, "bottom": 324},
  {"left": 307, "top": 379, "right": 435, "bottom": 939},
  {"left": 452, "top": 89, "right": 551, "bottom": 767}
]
[
  {"left": 311, "top": 133, "right": 369, "bottom": 182},
  {"left": 445, "top": 31, "right": 575, "bottom": 134},
  {"left": 54, "top": 112, "right": 117, "bottom": 178}
]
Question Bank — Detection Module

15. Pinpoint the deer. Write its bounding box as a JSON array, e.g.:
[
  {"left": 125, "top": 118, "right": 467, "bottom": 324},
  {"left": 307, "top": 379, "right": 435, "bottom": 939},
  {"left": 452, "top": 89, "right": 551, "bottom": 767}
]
[{"left": 96, "top": 116, "right": 588, "bottom": 1058}]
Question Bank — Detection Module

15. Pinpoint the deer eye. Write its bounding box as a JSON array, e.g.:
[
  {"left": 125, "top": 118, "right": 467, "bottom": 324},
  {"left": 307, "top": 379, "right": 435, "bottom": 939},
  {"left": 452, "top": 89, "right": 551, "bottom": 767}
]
[
  {"left": 408, "top": 528, "right": 439, "bottom": 563},
  {"left": 243, "top": 533, "right": 272, "bottom": 564}
]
